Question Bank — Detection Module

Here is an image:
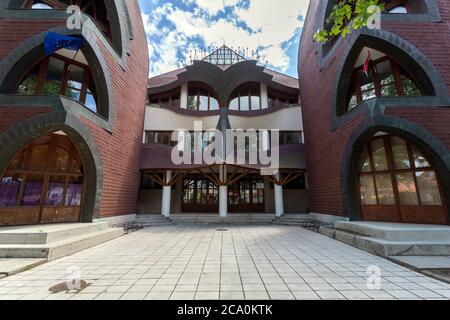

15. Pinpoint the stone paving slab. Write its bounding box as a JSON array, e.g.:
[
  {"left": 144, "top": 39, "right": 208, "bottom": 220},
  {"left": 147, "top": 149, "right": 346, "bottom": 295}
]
[
  {"left": 0, "top": 225, "right": 449, "bottom": 300},
  {"left": 0, "top": 258, "right": 46, "bottom": 277}
]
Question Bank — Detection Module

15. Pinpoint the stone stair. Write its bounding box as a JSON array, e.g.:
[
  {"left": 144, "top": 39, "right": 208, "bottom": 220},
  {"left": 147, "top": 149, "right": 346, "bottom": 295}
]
[
  {"left": 0, "top": 222, "right": 123, "bottom": 261},
  {"left": 170, "top": 214, "right": 275, "bottom": 225},
  {"left": 135, "top": 214, "right": 173, "bottom": 227},
  {"left": 319, "top": 221, "right": 450, "bottom": 258},
  {"left": 272, "top": 214, "right": 313, "bottom": 226}
]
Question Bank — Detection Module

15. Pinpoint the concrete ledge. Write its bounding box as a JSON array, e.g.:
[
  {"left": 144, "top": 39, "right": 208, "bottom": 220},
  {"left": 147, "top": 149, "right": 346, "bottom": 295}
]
[
  {"left": 309, "top": 212, "right": 349, "bottom": 224},
  {"left": 0, "top": 258, "right": 46, "bottom": 277},
  {"left": 335, "top": 221, "right": 450, "bottom": 241},
  {"left": 94, "top": 214, "right": 137, "bottom": 227}
]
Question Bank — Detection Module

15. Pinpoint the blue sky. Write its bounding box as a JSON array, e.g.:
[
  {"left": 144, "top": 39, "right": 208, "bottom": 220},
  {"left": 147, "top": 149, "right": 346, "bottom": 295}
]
[{"left": 139, "top": 0, "right": 310, "bottom": 78}]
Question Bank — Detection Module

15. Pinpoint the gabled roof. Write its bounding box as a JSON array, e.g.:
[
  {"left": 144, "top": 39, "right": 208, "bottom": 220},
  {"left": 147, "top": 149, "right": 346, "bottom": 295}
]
[{"left": 202, "top": 45, "right": 247, "bottom": 65}]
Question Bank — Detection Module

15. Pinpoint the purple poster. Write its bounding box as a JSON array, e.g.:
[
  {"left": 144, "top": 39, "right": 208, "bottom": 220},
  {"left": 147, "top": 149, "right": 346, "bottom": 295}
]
[{"left": 0, "top": 181, "right": 20, "bottom": 207}]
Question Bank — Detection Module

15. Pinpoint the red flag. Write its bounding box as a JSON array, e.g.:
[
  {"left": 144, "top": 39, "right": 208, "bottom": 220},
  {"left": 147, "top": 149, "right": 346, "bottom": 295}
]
[{"left": 363, "top": 51, "right": 377, "bottom": 78}]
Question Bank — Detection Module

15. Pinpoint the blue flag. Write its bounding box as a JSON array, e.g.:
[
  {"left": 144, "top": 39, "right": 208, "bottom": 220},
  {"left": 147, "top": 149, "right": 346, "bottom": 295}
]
[{"left": 44, "top": 32, "right": 84, "bottom": 56}]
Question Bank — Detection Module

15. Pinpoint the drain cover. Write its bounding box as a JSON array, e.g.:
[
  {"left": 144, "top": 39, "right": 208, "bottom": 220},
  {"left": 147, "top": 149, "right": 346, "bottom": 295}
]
[
  {"left": 216, "top": 228, "right": 229, "bottom": 232},
  {"left": 48, "top": 280, "right": 90, "bottom": 294}
]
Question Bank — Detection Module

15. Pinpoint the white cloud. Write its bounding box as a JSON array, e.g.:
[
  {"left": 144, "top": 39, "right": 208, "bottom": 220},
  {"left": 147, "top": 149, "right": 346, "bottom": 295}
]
[
  {"left": 185, "top": 0, "right": 240, "bottom": 16},
  {"left": 143, "top": 0, "right": 310, "bottom": 76}
]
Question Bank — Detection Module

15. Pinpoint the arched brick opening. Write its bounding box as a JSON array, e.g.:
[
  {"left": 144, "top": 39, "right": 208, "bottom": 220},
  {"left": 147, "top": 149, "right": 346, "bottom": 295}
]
[
  {"left": 333, "top": 30, "right": 447, "bottom": 117},
  {"left": 0, "top": 25, "right": 115, "bottom": 123},
  {"left": 342, "top": 115, "right": 450, "bottom": 224},
  {"left": 0, "top": 112, "right": 103, "bottom": 224}
]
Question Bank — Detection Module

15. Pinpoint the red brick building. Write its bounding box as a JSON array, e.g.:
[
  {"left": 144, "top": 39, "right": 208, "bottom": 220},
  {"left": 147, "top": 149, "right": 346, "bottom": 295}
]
[
  {"left": 0, "top": 1, "right": 149, "bottom": 226},
  {"left": 298, "top": 0, "right": 450, "bottom": 224}
]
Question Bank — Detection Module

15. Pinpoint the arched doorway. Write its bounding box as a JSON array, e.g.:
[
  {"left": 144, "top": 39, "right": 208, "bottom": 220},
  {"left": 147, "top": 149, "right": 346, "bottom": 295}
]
[
  {"left": 358, "top": 132, "right": 447, "bottom": 224},
  {"left": 0, "top": 132, "right": 85, "bottom": 226}
]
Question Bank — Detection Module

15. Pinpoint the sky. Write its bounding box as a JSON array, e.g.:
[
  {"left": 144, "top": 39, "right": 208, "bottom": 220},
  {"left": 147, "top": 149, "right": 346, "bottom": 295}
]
[{"left": 139, "top": 0, "right": 311, "bottom": 78}]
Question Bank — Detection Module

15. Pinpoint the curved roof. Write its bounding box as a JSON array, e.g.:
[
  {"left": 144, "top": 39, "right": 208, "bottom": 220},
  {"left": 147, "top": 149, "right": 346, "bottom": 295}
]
[{"left": 148, "top": 46, "right": 299, "bottom": 91}]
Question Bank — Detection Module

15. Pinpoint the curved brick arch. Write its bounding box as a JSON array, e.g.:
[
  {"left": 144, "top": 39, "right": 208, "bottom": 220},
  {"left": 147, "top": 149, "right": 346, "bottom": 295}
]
[
  {"left": 332, "top": 28, "right": 449, "bottom": 118},
  {"left": 0, "top": 111, "right": 104, "bottom": 221},
  {"left": 4, "top": 0, "right": 132, "bottom": 59},
  {"left": 0, "top": 24, "right": 115, "bottom": 125},
  {"left": 314, "top": 0, "right": 441, "bottom": 62},
  {"left": 341, "top": 115, "right": 450, "bottom": 222}
]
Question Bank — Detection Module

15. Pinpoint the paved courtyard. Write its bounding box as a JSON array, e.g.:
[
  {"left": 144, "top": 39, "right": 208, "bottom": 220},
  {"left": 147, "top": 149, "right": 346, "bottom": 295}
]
[{"left": 0, "top": 225, "right": 449, "bottom": 300}]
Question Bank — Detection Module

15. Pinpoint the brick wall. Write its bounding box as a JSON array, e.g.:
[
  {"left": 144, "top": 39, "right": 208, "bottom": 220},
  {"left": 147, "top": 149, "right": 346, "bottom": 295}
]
[
  {"left": 0, "top": 1, "right": 149, "bottom": 218},
  {"left": 298, "top": 0, "right": 450, "bottom": 217}
]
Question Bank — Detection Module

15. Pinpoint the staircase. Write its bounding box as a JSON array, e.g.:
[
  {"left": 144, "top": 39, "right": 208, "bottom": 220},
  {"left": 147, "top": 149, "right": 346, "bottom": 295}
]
[
  {"left": 135, "top": 214, "right": 173, "bottom": 227},
  {"left": 0, "top": 222, "right": 123, "bottom": 261},
  {"left": 319, "top": 221, "right": 450, "bottom": 258},
  {"left": 170, "top": 214, "right": 275, "bottom": 225},
  {"left": 273, "top": 214, "right": 312, "bottom": 226}
]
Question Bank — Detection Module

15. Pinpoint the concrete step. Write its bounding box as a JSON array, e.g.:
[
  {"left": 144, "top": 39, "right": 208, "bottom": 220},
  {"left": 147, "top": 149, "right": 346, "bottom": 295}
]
[
  {"left": 319, "top": 225, "right": 450, "bottom": 258},
  {"left": 273, "top": 221, "right": 309, "bottom": 226},
  {"left": 170, "top": 215, "right": 275, "bottom": 225},
  {"left": 335, "top": 221, "right": 450, "bottom": 241},
  {"left": 0, "top": 222, "right": 109, "bottom": 245},
  {"left": 0, "top": 258, "right": 47, "bottom": 277},
  {"left": 0, "top": 228, "right": 123, "bottom": 261}
]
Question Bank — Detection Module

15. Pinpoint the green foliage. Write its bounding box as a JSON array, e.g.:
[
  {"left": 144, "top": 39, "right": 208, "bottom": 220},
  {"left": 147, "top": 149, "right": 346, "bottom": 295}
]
[{"left": 314, "top": 0, "right": 385, "bottom": 43}]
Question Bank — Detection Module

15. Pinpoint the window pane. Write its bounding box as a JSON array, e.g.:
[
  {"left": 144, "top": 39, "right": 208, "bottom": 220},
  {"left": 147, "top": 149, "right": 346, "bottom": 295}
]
[
  {"left": 8, "top": 149, "right": 26, "bottom": 170},
  {"left": 65, "top": 176, "right": 83, "bottom": 206},
  {"left": 359, "top": 175, "right": 377, "bottom": 205},
  {"left": 85, "top": 92, "right": 97, "bottom": 113},
  {"left": 46, "top": 175, "right": 65, "bottom": 206},
  {"left": 416, "top": 171, "right": 442, "bottom": 205},
  {"left": 53, "top": 147, "right": 70, "bottom": 172},
  {"left": 0, "top": 173, "right": 23, "bottom": 207},
  {"left": 377, "top": 60, "right": 397, "bottom": 96},
  {"left": 348, "top": 95, "right": 358, "bottom": 111},
  {"left": 210, "top": 97, "right": 219, "bottom": 110},
  {"left": 251, "top": 95, "right": 260, "bottom": 110},
  {"left": 359, "top": 147, "right": 372, "bottom": 172},
  {"left": 371, "top": 139, "right": 388, "bottom": 171},
  {"left": 412, "top": 147, "right": 430, "bottom": 168},
  {"left": 198, "top": 95, "right": 208, "bottom": 111},
  {"left": 240, "top": 95, "right": 249, "bottom": 111},
  {"left": 375, "top": 174, "right": 395, "bottom": 205},
  {"left": 187, "top": 96, "right": 197, "bottom": 110},
  {"left": 402, "top": 76, "right": 421, "bottom": 96},
  {"left": 26, "top": 140, "right": 50, "bottom": 171},
  {"left": 391, "top": 136, "right": 410, "bottom": 169},
  {"left": 396, "top": 172, "right": 419, "bottom": 205},
  {"left": 22, "top": 174, "right": 44, "bottom": 206},
  {"left": 43, "top": 57, "right": 64, "bottom": 95},
  {"left": 229, "top": 97, "right": 239, "bottom": 110}
]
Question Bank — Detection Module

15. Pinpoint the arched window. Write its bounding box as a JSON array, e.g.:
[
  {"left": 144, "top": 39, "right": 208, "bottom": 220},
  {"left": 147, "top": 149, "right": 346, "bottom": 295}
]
[
  {"left": 187, "top": 82, "right": 219, "bottom": 111},
  {"left": 346, "top": 47, "right": 427, "bottom": 112},
  {"left": 16, "top": 49, "right": 100, "bottom": 115},
  {"left": 358, "top": 132, "right": 446, "bottom": 224},
  {"left": 0, "top": 132, "right": 85, "bottom": 226},
  {"left": 385, "top": 0, "right": 410, "bottom": 13},
  {"left": 23, "top": 0, "right": 114, "bottom": 45},
  {"left": 229, "top": 82, "right": 261, "bottom": 111}
]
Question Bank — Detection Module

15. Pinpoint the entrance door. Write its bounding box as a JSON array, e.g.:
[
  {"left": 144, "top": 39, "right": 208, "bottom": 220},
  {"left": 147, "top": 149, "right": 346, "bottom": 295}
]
[
  {"left": 182, "top": 175, "right": 218, "bottom": 213},
  {"left": 0, "top": 132, "right": 85, "bottom": 226},
  {"left": 228, "top": 174, "right": 265, "bottom": 213},
  {"left": 358, "top": 134, "right": 447, "bottom": 224}
]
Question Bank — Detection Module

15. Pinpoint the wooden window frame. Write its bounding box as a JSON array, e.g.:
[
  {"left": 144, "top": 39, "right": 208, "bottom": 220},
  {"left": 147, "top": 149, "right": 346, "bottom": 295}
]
[
  {"left": 359, "top": 134, "right": 444, "bottom": 210},
  {"left": 346, "top": 55, "right": 424, "bottom": 112}
]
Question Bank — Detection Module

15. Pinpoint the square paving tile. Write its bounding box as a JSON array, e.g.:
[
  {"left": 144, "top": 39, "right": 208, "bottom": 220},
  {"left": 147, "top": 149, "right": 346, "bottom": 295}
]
[{"left": 0, "top": 225, "right": 449, "bottom": 301}]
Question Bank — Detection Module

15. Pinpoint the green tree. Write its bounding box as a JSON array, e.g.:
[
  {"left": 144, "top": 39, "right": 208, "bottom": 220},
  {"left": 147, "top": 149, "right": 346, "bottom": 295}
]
[{"left": 314, "top": 0, "right": 385, "bottom": 43}]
